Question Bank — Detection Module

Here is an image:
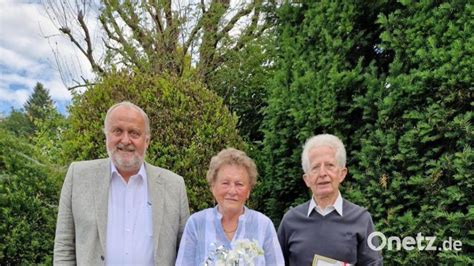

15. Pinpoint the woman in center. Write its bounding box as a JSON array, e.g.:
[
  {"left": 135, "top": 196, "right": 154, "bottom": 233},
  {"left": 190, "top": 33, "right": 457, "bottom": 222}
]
[{"left": 176, "top": 148, "right": 284, "bottom": 265}]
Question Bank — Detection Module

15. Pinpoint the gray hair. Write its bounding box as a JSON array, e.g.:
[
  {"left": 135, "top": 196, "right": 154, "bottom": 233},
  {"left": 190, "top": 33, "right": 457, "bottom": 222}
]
[
  {"left": 206, "top": 148, "right": 258, "bottom": 188},
  {"left": 301, "top": 134, "right": 346, "bottom": 173},
  {"left": 103, "top": 101, "right": 150, "bottom": 136}
]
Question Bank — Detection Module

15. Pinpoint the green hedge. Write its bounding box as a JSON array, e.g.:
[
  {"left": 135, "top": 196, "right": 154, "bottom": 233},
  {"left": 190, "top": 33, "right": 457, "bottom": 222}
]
[
  {"left": 0, "top": 128, "right": 63, "bottom": 264},
  {"left": 349, "top": 1, "right": 473, "bottom": 263},
  {"left": 257, "top": 0, "right": 473, "bottom": 264}
]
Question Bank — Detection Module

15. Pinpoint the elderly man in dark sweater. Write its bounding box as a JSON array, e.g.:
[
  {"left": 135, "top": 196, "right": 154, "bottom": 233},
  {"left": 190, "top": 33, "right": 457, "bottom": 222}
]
[{"left": 278, "top": 134, "right": 382, "bottom": 265}]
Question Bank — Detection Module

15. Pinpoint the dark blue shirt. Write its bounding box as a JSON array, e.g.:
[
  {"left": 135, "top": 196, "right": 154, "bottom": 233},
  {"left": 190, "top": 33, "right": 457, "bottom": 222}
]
[{"left": 278, "top": 199, "right": 383, "bottom": 265}]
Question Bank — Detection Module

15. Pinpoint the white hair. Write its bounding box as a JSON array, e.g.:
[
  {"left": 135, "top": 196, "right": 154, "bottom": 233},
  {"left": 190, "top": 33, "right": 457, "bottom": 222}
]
[
  {"left": 301, "top": 134, "right": 346, "bottom": 173},
  {"left": 103, "top": 101, "right": 150, "bottom": 136}
]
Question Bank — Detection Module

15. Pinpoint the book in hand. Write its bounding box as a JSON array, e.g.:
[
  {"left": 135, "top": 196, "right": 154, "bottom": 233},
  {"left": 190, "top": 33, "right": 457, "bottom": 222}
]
[{"left": 312, "top": 254, "right": 353, "bottom": 266}]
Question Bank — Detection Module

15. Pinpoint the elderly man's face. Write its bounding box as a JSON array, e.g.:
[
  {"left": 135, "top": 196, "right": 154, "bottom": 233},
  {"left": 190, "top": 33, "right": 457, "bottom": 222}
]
[
  {"left": 105, "top": 106, "right": 149, "bottom": 177},
  {"left": 303, "top": 146, "right": 347, "bottom": 201}
]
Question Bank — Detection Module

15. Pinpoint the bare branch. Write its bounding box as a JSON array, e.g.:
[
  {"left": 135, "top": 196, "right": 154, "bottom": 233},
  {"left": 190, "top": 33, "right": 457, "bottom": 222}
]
[
  {"left": 58, "top": 26, "right": 91, "bottom": 64},
  {"left": 77, "top": 10, "right": 104, "bottom": 73},
  {"left": 145, "top": 0, "right": 164, "bottom": 35},
  {"left": 215, "top": 3, "right": 256, "bottom": 43},
  {"left": 183, "top": 16, "right": 204, "bottom": 55},
  {"left": 112, "top": 1, "right": 153, "bottom": 55},
  {"left": 99, "top": 5, "right": 145, "bottom": 72},
  {"left": 67, "top": 82, "right": 96, "bottom": 91}
]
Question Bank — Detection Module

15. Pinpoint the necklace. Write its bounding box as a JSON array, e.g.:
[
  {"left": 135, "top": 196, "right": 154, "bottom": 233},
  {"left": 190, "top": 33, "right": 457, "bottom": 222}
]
[{"left": 223, "top": 226, "right": 238, "bottom": 233}]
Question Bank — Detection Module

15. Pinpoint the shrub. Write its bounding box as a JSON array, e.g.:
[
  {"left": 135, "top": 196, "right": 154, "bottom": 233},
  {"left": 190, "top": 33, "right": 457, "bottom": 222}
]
[
  {"left": 0, "top": 128, "right": 64, "bottom": 264},
  {"left": 259, "top": 0, "right": 472, "bottom": 263},
  {"left": 349, "top": 1, "right": 473, "bottom": 263}
]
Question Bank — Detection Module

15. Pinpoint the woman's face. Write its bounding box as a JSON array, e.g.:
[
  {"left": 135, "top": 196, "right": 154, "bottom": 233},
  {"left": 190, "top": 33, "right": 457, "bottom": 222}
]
[{"left": 211, "top": 164, "right": 251, "bottom": 214}]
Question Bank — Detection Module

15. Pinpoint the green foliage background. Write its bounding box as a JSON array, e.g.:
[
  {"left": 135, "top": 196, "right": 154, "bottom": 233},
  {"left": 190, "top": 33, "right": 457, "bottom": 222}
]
[
  {"left": 0, "top": 83, "right": 67, "bottom": 264},
  {"left": 0, "top": 128, "right": 64, "bottom": 264},
  {"left": 206, "top": 34, "right": 275, "bottom": 142},
  {"left": 352, "top": 1, "right": 473, "bottom": 263},
  {"left": 256, "top": 0, "right": 473, "bottom": 264}
]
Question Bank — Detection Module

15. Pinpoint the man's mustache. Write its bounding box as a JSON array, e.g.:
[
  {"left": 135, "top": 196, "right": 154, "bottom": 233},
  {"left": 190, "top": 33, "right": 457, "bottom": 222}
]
[{"left": 115, "top": 143, "right": 136, "bottom": 152}]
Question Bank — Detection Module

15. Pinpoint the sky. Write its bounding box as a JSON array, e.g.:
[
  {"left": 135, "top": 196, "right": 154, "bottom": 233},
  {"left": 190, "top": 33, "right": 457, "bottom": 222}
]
[{"left": 0, "top": 0, "right": 94, "bottom": 117}]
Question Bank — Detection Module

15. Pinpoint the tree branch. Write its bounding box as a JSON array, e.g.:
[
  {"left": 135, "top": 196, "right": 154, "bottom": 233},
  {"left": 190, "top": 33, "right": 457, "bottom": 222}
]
[
  {"left": 183, "top": 16, "right": 204, "bottom": 55},
  {"left": 67, "top": 82, "right": 96, "bottom": 91},
  {"left": 145, "top": 0, "right": 164, "bottom": 35},
  {"left": 77, "top": 10, "right": 104, "bottom": 73},
  {"left": 215, "top": 2, "right": 256, "bottom": 43},
  {"left": 114, "top": 0, "right": 154, "bottom": 56},
  {"left": 99, "top": 4, "right": 145, "bottom": 72},
  {"left": 198, "top": 0, "right": 231, "bottom": 78}
]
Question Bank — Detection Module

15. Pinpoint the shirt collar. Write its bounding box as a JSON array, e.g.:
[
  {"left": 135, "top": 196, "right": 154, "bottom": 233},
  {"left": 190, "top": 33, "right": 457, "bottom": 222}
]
[
  {"left": 214, "top": 205, "right": 248, "bottom": 222},
  {"left": 110, "top": 161, "right": 147, "bottom": 183},
  {"left": 307, "top": 192, "right": 343, "bottom": 217}
]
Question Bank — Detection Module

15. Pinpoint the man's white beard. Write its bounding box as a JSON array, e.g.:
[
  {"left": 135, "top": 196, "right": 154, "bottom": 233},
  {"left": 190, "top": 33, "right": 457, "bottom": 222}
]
[{"left": 108, "top": 143, "right": 145, "bottom": 173}]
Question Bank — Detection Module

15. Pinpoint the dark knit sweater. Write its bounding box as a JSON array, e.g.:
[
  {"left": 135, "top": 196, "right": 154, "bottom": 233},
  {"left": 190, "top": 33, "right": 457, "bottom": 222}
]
[{"left": 277, "top": 199, "right": 382, "bottom": 266}]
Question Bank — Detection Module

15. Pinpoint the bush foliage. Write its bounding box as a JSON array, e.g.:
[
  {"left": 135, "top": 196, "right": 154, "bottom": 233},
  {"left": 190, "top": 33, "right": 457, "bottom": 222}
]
[
  {"left": 257, "top": 0, "right": 387, "bottom": 223},
  {"left": 257, "top": 0, "right": 472, "bottom": 264},
  {"left": 63, "top": 72, "right": 245, "bottom": 212},
  {"left": 351, "top": 1, "right": 473, "bottom": 263},
  {"left": 0, "top": 128, "right": 64, "bottom": 264}
]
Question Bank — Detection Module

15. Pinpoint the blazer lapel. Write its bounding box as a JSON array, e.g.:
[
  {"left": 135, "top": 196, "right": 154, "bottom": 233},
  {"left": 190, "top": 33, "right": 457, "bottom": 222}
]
[
  {"left": 146, "top": 163, "right": 165, "bottom": 256},
  {"left": 94, "top": 158, "right": 111, "bottom": 253}
]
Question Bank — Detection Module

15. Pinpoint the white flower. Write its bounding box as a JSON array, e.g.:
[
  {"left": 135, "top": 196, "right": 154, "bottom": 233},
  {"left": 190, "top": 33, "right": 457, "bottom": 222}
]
[{"left": 204, "top": 239, "right": 264, "bottom": 266}]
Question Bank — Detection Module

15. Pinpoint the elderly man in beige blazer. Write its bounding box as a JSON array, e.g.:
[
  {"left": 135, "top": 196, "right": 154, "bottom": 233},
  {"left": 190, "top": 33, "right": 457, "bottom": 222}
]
[{"left": 54, "top": 102, "right": 190, "bottom": 265}]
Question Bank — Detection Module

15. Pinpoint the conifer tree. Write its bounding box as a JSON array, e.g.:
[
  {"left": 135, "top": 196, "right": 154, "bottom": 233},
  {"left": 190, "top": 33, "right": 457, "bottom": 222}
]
[{"left": 24, "top": 82, "right": 55, "bottom": 123}]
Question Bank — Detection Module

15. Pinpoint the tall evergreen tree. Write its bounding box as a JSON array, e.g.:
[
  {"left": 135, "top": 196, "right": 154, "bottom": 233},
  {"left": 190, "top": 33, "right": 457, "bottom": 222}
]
[
  {"left": 1, "top": 83, "right": 58, "bottom": 137},
  {"left": 24, "top": 82, "right": 55, "bottom": 123}
]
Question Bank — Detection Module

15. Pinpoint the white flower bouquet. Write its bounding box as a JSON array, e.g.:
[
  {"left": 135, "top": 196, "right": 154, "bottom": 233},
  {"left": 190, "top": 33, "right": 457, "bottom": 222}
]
[{"left": 204, "top": 239, "right": 264, "bottom": 266}]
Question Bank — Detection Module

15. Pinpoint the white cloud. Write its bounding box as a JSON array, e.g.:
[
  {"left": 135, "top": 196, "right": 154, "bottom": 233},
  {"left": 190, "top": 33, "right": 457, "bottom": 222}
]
[
  {"left": 45, "top": 74, "right": 73, "bottom": 101},
  {"left": 0, "top": 47, "right": 38, "bottom": 72},
  {"left": 0, "top": 70, "right": 70, "bottom": 106},
  {"left": 0, "top": 1, "right": 52, "bottom": 57},
  {"left": 0, "top": 72, "right": 37, "bottom": 90},
  {"left": 0, "top": 0, "right": 95, "bottom": 114},
  {"left": 0, "top": 87, "right": 30, "bottom": 107}
]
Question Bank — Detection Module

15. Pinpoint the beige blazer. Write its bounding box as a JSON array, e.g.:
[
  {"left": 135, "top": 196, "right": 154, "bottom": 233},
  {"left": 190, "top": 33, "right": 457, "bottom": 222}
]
[{"left": 53, "top": 158, "right": 190, "bottom": 265}]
